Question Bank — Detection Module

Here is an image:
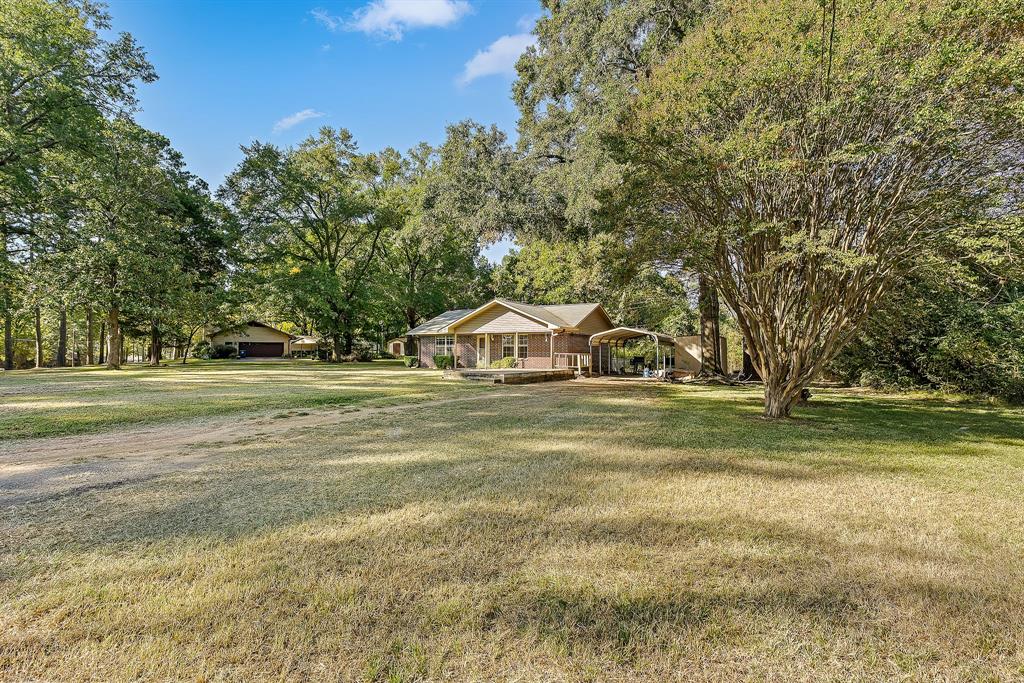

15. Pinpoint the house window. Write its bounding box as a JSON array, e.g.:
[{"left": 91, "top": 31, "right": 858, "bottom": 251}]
[
  {"left": 518, "top": 334, "right": 529, "bottom": 359},
  {"left": 502, "top": 334, "right": 515, "bottom": 358},
  {"left": 436, "top": 336, "right": 454, "bottom": 356}
]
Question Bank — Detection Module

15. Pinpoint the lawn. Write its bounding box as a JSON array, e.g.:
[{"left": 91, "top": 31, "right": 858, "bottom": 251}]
[
  {"left": 1, "top": 363, "right": 1023, "bottom": 681},
  {"left": 0, "top": 359, "right": 485, "bottom": 440}
]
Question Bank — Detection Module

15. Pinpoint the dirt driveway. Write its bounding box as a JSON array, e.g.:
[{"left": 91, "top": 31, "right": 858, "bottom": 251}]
[{"left": 0, "top": 390, "right": 534, "bottom": 506}]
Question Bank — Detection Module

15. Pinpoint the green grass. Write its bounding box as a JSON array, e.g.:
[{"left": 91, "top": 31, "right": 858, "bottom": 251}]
[
  {"left": 1, "top": 366, "right": 1023, "bottom": 681},
  {"left": 0, "top": 359, "right": 484, "bottom": 440}
]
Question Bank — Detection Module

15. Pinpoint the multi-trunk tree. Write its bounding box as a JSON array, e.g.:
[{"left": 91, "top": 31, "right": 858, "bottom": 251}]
[{"left": 619, "top": 0, "right": 1024, "bottom": 417}]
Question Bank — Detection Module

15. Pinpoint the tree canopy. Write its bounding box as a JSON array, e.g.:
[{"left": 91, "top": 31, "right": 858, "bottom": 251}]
[{"left": 617, "top": 0, "right": 1024, "bottom": 416}]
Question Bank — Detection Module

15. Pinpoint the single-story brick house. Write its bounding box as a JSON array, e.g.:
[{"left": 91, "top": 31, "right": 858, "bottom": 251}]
[{"left": 406, "top": 299, "right": 615, "bottom": 369}]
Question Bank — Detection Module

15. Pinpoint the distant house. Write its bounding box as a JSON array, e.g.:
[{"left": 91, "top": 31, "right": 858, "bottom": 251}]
[
  {"left": 207, "top": 321, "right": 292, "bottom": 358},
  {"left": 406, "top": 298, "right": 614, "bottom": 369}
]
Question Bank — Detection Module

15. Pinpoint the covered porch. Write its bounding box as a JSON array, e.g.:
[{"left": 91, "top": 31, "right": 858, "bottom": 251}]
[{"left": 588, "top": 327, "right": 675, "bottom": 379}]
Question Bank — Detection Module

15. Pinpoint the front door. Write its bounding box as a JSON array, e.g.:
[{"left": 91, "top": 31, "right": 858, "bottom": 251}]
[{"left": 476, "top": 335, "right": 486, "bottom": 367}]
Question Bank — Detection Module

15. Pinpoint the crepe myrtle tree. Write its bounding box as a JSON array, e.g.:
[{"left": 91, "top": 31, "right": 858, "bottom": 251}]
[{"left": 619, "top": 0, "right": 1024, "bottom": 417}]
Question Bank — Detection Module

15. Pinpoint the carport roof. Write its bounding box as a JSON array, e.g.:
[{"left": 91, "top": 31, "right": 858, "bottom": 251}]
[{"left": 589, "top": 327, "right": 675, "bottom": 345}]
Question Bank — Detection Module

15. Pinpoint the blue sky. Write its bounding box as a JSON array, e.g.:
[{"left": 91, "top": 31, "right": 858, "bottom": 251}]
[{"left": 107, "top": 0, "right": 537, "bottom": 260}]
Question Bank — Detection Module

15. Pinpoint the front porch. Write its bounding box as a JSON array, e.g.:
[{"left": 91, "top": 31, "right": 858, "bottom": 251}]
[
  {"left": 442, "top": 367, "right": 575, "bottom": 384},
  {"left": 419, "top": 331, "right": 593, "bottom": 370}
]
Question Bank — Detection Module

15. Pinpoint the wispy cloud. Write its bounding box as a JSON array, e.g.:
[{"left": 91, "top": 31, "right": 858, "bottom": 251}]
[
  {"left": 310, "top": 8, "right": 341, "bottom": 31},
  {"left": 458, "top": 33, "right": 536, "bottom": 86},
  {"left": 312, "top": 0, "right": 471, "bottom": 41},
  {"left": 273, "top": 109, "right": 325, "bottom": 134}
]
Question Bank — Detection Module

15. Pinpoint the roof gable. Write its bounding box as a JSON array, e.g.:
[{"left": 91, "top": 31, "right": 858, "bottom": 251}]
[
  {"left": 210, "top": 320, "right": 292, "bottom": 339},
  {"left": 450, "top": 299, "right": 563, "bottom": 331},
  {"left": 406, "top": 300, "right": 614, "bottom": 335}
]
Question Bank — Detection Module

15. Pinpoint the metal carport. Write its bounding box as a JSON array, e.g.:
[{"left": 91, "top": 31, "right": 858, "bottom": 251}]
[{"left": 588, "top": 327, "right": 675, "bottom": 377}]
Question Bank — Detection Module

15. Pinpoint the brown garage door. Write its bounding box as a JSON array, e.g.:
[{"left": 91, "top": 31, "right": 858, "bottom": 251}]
[{"left": 238, "top": 342, "right": 284, "bottom": 357}]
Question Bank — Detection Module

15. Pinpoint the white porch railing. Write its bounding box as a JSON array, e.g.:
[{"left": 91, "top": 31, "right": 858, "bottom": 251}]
[{"left": 554, "top": 353, "right": 591, "bottom": 372}]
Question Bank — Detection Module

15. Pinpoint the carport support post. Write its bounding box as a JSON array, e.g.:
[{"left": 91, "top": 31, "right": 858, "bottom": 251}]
[{"left": 453, "top": 332, "right": 458, "bottom": 368}]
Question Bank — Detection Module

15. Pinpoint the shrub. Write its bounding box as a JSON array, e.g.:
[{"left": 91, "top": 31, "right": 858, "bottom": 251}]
[
  {"left": 490, "top": 356, "right": 518, "bottom": 369},
  {"left": 192, "top": 340, "right": 212, "bottom": 360},
  {"left": 401, "top": 355, "right": 418, "bottom": 368},
  {"left": 212, "top": 344, "right": 237, "bottom": 359},
  {"left": 433, "top": 354, "right": 454, "bottom": 369}
]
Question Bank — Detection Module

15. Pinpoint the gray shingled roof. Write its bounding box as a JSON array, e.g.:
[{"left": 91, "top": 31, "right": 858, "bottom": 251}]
[
  {"left": 406, "top": 300, "right": 607, "bottom": 335},
  {"left": 407, "top": 309, "right": 475, "bottom": 335}
]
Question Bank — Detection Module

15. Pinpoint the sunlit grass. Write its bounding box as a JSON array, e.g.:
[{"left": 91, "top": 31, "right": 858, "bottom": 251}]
[
  {"left": 1, "top": 372, "right": 1022, "bottom": 681},
  {"left": 0, "top": 360, "right": 483, "bottom": 440}
]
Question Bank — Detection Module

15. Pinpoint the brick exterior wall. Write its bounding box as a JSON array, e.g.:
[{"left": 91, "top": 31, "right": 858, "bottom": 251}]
[
  {"left": 417, "top": 336, "right": 437, "bottom": 368},
  {"left": 414, "top": 332, "right": 595, "bottom": 369},
  {"left": 456, "top": 339, "right": 475, "bottom": 368}
]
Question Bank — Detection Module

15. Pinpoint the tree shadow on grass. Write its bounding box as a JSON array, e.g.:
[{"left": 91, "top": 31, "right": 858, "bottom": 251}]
[
  {"left": 4, "top": 382, "right": 1023, "bottom": 679},
  {"left": 11, "top": 381, "right": 1022, "bottom": 550}
]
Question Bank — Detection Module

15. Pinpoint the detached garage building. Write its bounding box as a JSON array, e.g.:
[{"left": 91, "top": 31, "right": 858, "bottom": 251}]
[{"left": 207, "top": 321, "right": 292, "bottom": 358}]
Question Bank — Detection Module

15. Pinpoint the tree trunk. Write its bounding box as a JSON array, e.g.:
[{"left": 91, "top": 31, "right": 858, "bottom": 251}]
[
  {"left": 343, "top": 330, "right": 354, "bottom": 355},
  {"left": 181, "top": 326, "right": 200, "bottom": 365},
  {"left": 3, "top": 310, "right": 12, "bottom": 371},
  {"left": 56, "top": 305, "right": 67, "bottom": 367},
  {"left": 149, "top": 320, "right": 161, "bottom": 366},
  {"left": 106, "top": 307, "right": 121, "bottom": 369},
  {"left": 331, "top": 334, "right": 343, "bottom": 362},
  {"left": 86, "top": 307, "right": 95, "bottom": 365},
  {"left": 763, "top": 376, "right": 804, "bottom": 419},
  {"left": 698, "top": 276, "right": 723, "bottom": 375},
  {"left": 98, "top": 322, "right": 106, "bottom": 364},
  {"left": 34, "top": 305, "right": 42, "bottom": 368}
]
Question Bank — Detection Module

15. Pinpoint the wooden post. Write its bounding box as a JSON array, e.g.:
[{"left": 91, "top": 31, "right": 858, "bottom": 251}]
[
  {"left": 655, "top": 336, "right": 660, "bottom": 378},
  {"left": 549, "top": 332, "right": 555, "bottom": 369}
]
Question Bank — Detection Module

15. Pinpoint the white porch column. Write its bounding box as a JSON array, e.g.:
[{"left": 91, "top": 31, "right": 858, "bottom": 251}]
[
  {"left": 549, "top": 332, "right": 555, "bottom": 369},
  {"left": 453, "top": 332, "right": 458, "bottom": 368}
]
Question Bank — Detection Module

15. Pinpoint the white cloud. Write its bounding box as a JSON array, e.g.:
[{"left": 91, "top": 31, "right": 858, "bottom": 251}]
[
  {"left": 516, "top": 14, "right": 540, "bottom": 32},
  {"left": 458, "top": 33, "right": 536, "bottom": 86},
  {"left": 273, "top": 109, "right": 325, "bottom": 134},
  {"left": 314, "top": 1, "right": 470, "bottom": 41}
]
